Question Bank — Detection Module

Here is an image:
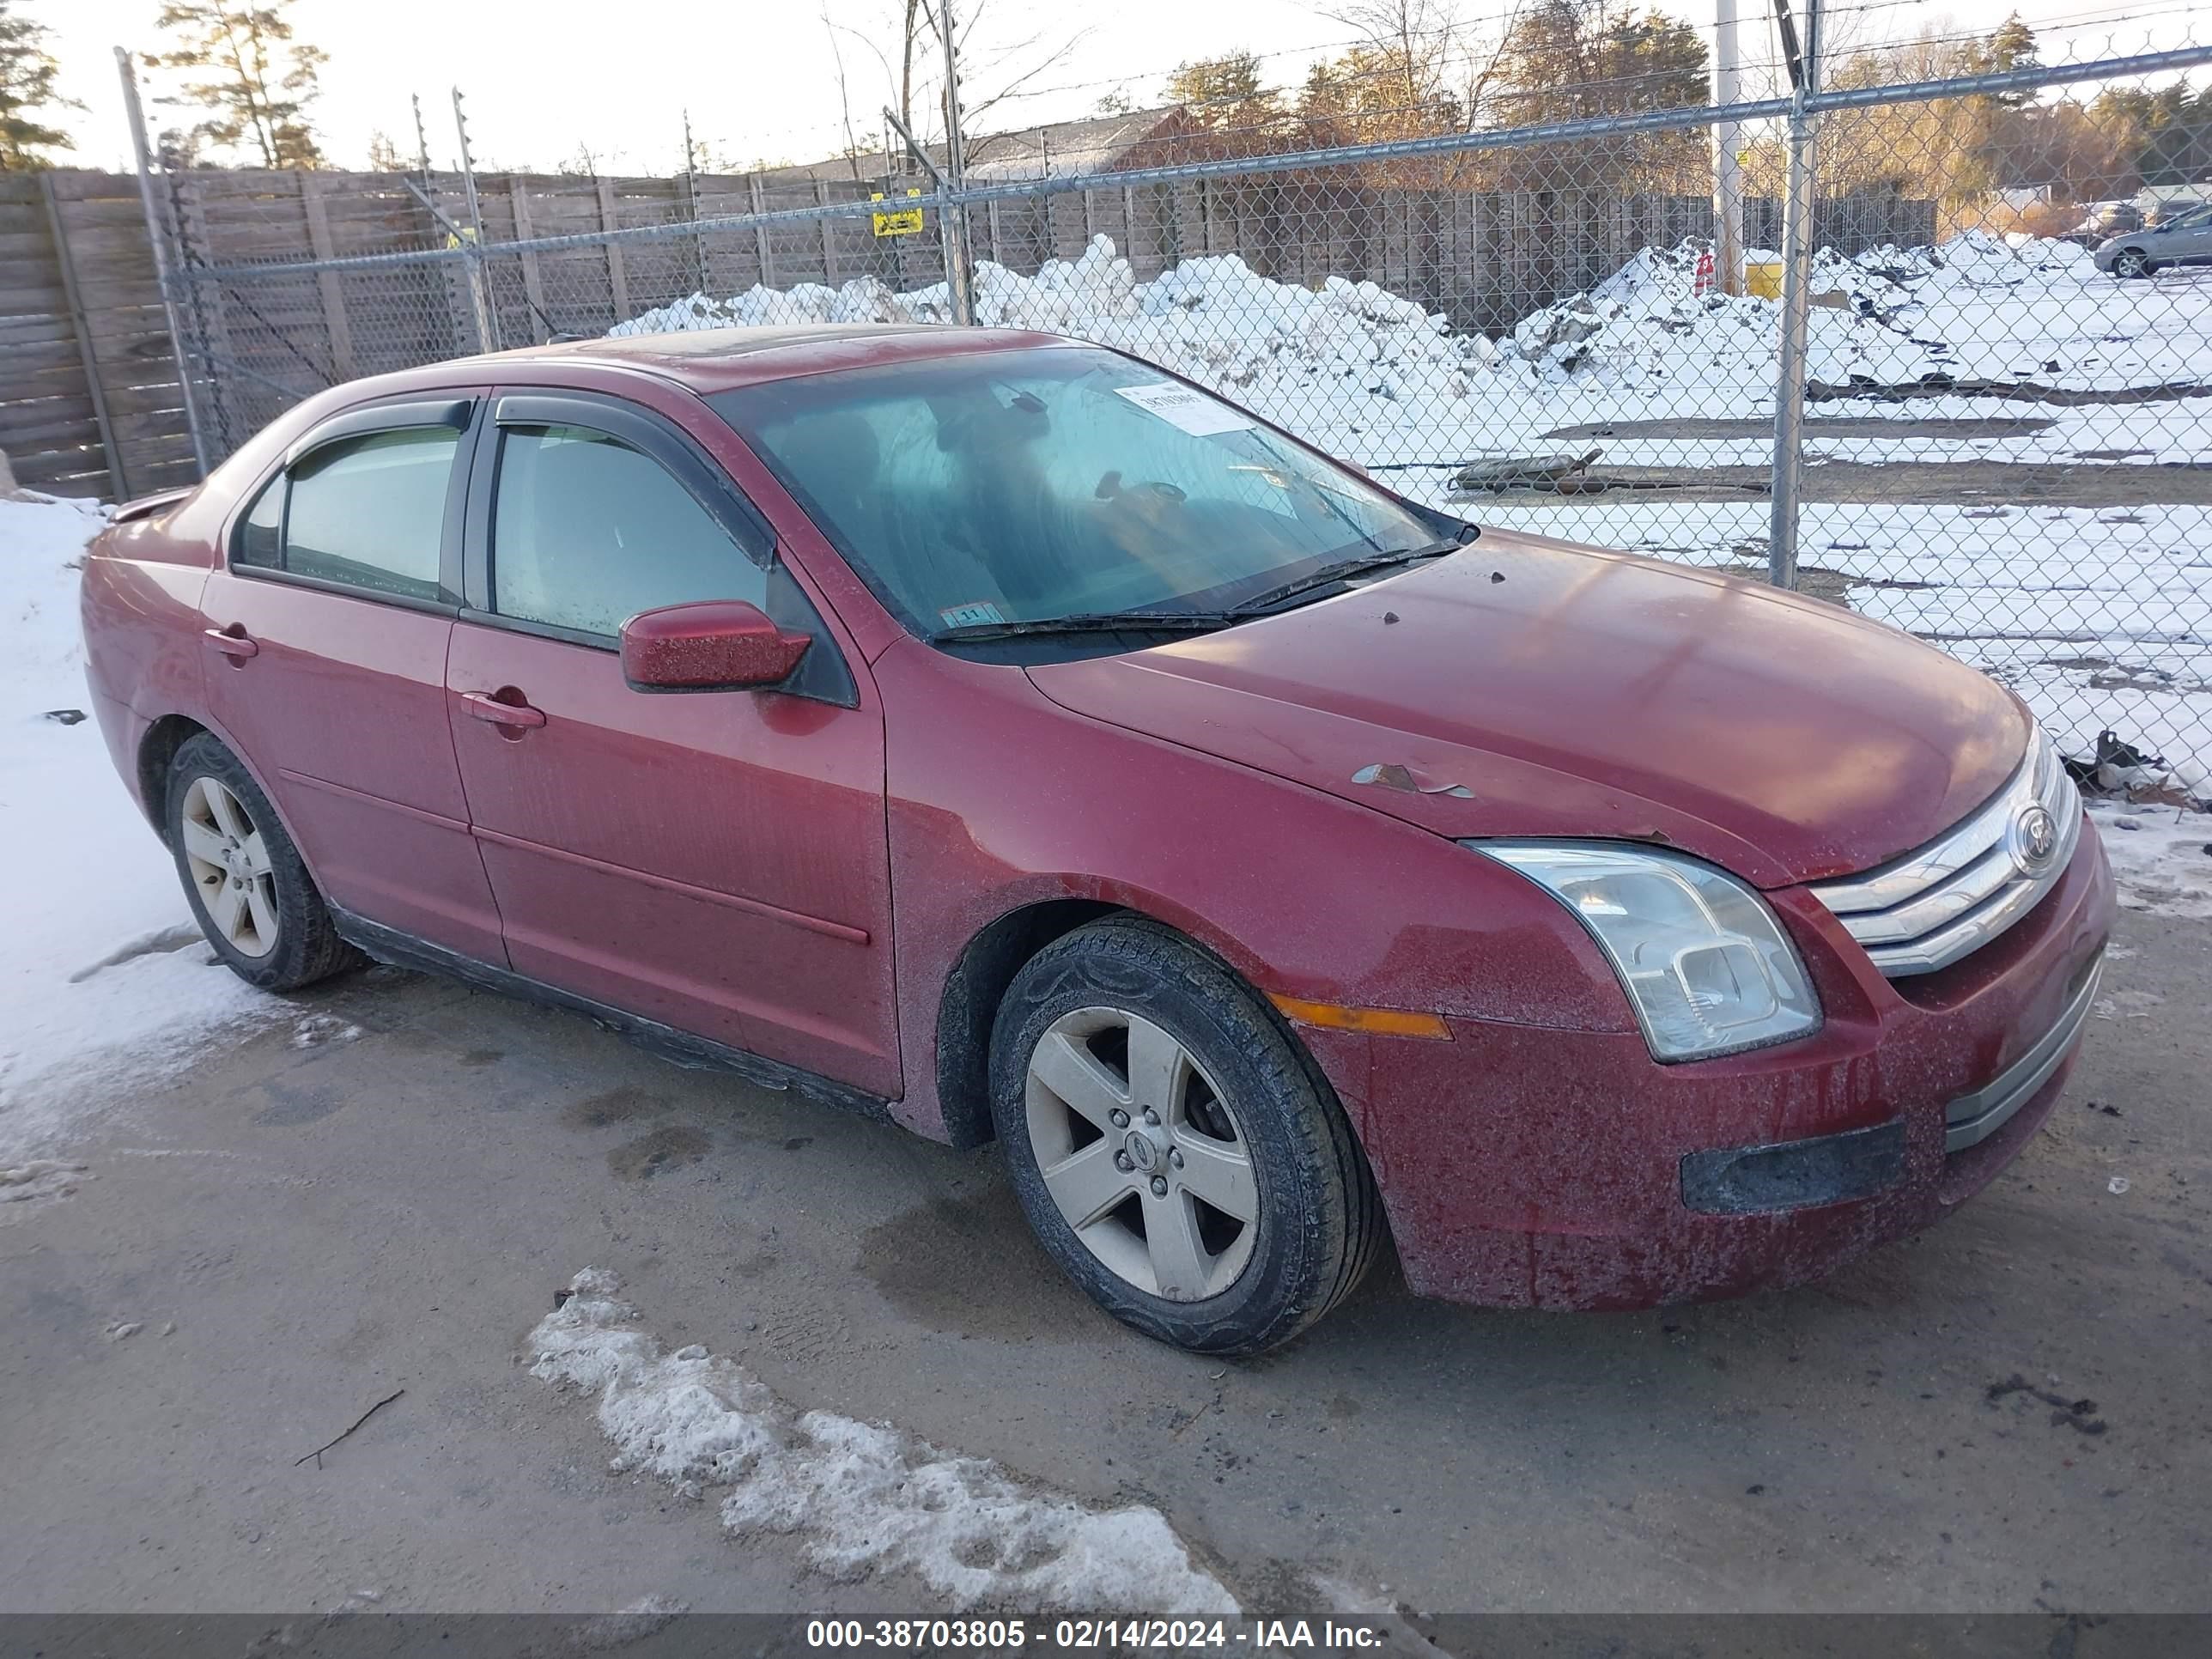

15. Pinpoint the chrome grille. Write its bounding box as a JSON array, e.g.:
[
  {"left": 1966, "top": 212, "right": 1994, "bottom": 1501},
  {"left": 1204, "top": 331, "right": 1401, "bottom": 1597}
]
[{"left": 1808, "top": 732, "right": 2083, "bottom": 978}]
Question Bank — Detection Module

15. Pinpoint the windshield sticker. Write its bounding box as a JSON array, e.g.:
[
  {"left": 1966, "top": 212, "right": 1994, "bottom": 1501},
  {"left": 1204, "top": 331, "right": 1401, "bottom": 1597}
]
[
  {"left": 1114, "top": 381, "right": 1257, "bottom": 436},
  {"left": 939, "top": 600, "right": 1006, "bottom": 628}
]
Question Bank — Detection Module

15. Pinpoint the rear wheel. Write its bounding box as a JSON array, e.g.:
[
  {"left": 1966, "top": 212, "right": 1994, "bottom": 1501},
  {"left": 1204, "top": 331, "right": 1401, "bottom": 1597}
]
[
  {"left": 989, "top": 915, "right": 1381, "bottom": 1355},
  {"left": 165, "top": 732, "right": 358, "bottom": 991}
]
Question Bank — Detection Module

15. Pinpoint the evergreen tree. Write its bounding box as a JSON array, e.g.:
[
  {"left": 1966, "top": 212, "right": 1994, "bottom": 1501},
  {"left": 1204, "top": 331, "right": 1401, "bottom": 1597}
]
[
  {"left": 149, "top": 1, "right": 327, "bottom": 168},
  {"left": 0, "top": 0, "right": 76, "bottom": 171},
  {"left": 1488, "top": 1, "right": 1709, "bottom": 190},
  {"left": 1164, "top": 52, "right": 1285, "bottom": 150}
]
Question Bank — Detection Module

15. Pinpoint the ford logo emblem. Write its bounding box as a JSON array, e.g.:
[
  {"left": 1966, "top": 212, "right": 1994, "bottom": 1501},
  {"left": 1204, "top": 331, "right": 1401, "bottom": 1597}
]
[{"left": 2008, "top": 803, "right": 2061, "bottom": 876}]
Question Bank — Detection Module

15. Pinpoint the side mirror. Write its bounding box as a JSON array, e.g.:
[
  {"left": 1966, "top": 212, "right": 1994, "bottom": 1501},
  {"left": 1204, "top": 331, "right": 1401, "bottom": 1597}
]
[{"left": 619, "top": 600, "right": 811, "bottom": 692}]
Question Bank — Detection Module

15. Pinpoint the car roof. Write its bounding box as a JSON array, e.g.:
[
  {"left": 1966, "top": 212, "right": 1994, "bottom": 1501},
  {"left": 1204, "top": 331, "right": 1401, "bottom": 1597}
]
[{"left": 419, "top": 322, "right": 1077, "bottom": 395}]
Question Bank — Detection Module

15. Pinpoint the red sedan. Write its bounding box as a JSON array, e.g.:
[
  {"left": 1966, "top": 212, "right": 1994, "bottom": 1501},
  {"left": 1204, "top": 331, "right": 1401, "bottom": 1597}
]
[{"left": 81, "top": 325, "right": 2113, "bottom": 1353}]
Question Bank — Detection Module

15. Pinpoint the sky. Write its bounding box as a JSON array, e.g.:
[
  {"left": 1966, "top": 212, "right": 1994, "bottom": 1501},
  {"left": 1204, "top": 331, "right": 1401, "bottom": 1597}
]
[{"left": 35, "top": 0, "right": 2209, "bottom": 177}]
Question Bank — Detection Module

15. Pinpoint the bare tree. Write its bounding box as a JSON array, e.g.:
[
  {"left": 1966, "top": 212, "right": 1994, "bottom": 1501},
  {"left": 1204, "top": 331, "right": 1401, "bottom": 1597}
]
[
  {"left": 1301, "top": 0, "right": 1527, "bottom": 145},
  {"left": 1323, "top": 0, "right": 1460, "bottom": 116},
  {"left": 827, "top": 0, "right": 1090, "bottom": 174},
  {"left": 821, "top": 6, "right": 879, "bottom": 185}
]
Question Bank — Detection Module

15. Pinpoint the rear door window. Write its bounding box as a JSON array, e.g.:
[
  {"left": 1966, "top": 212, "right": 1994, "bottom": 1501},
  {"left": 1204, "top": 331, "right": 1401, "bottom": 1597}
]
[
  {"left": 489, "top": 424, "right": 768, "bottom": 637},
  {"left": 282, "top": 428, "right": 459, "bottom": 602}
]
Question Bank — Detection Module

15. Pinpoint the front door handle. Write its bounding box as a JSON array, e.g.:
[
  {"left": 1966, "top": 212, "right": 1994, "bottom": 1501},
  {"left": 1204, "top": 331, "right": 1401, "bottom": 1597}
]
[
  {"left": 204, "top": 625, "right": 258, "bottom": 660},
  {"left": 460, "top": 689, "right": 547, "bottom": 731}
]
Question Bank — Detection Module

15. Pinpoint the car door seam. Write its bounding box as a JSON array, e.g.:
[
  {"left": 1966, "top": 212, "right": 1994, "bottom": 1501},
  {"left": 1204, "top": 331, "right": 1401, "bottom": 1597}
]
[
  {"left": 440, "top": 604, "right": 513, "bottom": 965},
  {"left": 467, "top": 823, "right": 872, "bottom": 945},
  {"left": 275, "top": 768, "right": 469, "bottom": 830}
]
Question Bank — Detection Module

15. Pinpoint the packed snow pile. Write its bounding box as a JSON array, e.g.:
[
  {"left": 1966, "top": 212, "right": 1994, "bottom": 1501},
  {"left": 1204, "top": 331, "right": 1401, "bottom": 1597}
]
[
  {"left": 614, "top": 233, "right": 1495, "bottom": 405},
  {"left": 0, "top": 493, "right": 272, "bottom": 1159},
  {"left": 1502, "top": 231, "right": 2212, "bottom": 393},
  {"left": 530, "top": 1267, "right": 1239, "bottom": 1612},
  {"left": 611, "top": 228, "right": 2212, "bottom": 478},
  {"left": 617, "top": 228, "right": 2212, "bottom": 404}
]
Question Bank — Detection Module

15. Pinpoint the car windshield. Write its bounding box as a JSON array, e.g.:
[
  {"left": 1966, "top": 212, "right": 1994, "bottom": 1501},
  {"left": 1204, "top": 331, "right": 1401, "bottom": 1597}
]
[{"left": 709, "top": 345, "right": 1440, "bottom": 639}]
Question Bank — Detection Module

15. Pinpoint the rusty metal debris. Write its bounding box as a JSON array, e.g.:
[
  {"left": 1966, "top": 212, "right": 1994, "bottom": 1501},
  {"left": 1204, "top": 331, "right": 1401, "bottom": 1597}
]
[
  {"left": 1808, "top": 374, "right": 2212, "bottom": 407},
  {"left": 1451, "top": 449, "right": 1601, "bottom": 492},
  {"left": 1448, "top": 449, "right": 1767, "bottom": 498},
  {"left": 2063, "top": 728, "right": 2169, "bottom": 795}
]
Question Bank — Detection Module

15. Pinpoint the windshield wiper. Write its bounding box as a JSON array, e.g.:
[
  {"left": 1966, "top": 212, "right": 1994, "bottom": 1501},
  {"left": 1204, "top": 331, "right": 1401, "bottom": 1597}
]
[
  {"left": 928, "top": 610, "right": 1237, "bottom": 643},
  {"left": 1229, "top": 525, "right": 1478, "bottom": 617}
]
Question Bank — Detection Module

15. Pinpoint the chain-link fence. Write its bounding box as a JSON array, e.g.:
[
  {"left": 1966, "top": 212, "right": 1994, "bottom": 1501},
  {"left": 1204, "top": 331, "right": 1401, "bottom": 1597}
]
[{"left": 155, "top": 40, "right": 2212, "bottom": 805}]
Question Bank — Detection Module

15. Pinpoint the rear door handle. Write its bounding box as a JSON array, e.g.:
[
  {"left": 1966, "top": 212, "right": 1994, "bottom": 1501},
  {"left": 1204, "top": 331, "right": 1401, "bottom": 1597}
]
[
  {"left": 204, "top": 626, "right": 258, "bottom": 660},
  {"left": 460, "top": 690, "right": 547, "bottom": 730}
]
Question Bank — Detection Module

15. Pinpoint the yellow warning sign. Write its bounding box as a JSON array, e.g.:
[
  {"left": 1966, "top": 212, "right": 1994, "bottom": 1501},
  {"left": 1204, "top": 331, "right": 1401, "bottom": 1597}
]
[{"left": 872, "top": 188, "right": 925, "bottom": 238}]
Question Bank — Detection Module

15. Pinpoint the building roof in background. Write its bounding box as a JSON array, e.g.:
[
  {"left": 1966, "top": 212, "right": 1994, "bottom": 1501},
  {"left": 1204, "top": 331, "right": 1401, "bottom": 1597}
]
[{"left": 757, "top": 106, "right": 1188, "bottom": 187}]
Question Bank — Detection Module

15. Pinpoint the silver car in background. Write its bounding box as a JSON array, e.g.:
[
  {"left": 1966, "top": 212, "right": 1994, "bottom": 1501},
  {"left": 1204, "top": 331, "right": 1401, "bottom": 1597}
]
[{"left": 2094, "top": 201, "right": 2212, "bottom": 277}]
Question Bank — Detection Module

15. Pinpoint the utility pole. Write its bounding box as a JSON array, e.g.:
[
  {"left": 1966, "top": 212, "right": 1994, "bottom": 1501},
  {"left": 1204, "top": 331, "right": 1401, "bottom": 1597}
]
[
  {"left": 682, "top": 108, "right": 708, "bottom": 295},
  {"left": 1711, "top": 0, "right": 1745, "bottom": 295},
  {"left": 937, "top": 0, "right": 975, "bottom": 324},
  {"left": 886, "top": 103, "right": 963, "bottom": 324},
  {"left": 1767, "top": 0, "right": 1820, "bottom": 591}
]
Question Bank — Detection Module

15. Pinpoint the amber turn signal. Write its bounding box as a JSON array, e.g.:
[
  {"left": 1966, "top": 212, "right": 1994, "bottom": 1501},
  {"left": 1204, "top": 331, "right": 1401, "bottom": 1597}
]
[{"left": 1268, "top": 994, "right": 1452, "bottom": 1041}]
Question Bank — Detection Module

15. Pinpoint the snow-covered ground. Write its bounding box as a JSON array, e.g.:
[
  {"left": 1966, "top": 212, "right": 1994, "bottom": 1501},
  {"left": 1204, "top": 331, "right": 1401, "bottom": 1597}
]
[
  {"left": 531, "top": 1267, "right": 1238, "bottom": 1611},
  {"left": 2088, "top": 798, "right": 2212, "bottom": 920},
  {"left": 0, "top": 495, "right": 274, "bottom": 1175},
  {"left": 616, "top": 229, "right": 2212, "bottom": 789}
]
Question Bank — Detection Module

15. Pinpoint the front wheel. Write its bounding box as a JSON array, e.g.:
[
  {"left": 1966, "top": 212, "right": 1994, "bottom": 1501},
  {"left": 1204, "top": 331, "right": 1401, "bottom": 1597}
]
[
  {"left": 989, "top": 916, "right": 1382, "bottom": 1354},
  {"left": 2112, "top": 248, "right": 2154, "bottom": 278},
  {"left": 165, "top": 732, "right": 359, "bottom": 991}
]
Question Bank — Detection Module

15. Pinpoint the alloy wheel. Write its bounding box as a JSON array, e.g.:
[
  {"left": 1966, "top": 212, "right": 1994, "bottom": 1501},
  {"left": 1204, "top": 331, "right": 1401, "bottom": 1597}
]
[
  {"left": 179, "top": 775, "right": 281, "bottom": 959},
  {"left": 2114, "top": 250, "right": 2149, "bottom": 277},
  {"left": 1023, "top": 1006, "right": 1259, "bottom": 1301}
]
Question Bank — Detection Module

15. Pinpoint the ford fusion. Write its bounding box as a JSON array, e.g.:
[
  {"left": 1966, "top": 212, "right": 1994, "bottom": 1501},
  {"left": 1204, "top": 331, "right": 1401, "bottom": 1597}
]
[{"left": 81, "top": 325, "right": 2113, "bottom": 1353}]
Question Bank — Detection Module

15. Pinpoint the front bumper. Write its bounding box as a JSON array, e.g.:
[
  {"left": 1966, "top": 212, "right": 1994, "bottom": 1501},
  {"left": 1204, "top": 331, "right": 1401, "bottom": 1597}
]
[{"left": 1304, "top": 820, "right": 2116, "bottom": 1311}]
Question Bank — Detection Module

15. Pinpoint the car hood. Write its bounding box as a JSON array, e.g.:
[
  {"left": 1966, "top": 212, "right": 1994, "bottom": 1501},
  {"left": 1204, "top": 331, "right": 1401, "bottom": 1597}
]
[{"left": 1024, "top": 530, "right": 2030, "bottom": 889}]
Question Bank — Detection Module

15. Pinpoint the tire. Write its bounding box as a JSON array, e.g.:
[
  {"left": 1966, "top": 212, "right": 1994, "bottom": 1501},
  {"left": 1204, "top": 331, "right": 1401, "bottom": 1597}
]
[
  {"left": 2112, "top": 248, "right": 2154, "bottom": 278},
  {"left": 988, "top": 915, "right": 1382, "bottom": 1355},
  {"left": 165, "top": 732, "right": 359, "bottom": 992}
]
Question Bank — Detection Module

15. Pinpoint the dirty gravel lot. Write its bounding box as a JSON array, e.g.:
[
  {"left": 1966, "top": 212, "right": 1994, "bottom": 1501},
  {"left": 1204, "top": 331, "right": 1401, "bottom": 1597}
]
[{"left": 3, "top": 908, "right": 2206, "bottom": 1619}]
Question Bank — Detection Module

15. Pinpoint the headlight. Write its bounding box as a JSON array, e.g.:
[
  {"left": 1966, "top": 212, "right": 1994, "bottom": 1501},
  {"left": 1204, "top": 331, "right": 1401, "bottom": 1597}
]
[{"left": 1468, "top": 841, "right": 1822, "bottom": 1061}]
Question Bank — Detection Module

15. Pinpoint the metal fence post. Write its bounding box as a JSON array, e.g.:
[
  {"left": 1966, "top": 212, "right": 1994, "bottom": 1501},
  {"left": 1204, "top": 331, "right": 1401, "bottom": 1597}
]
[
  {"left": 1767, "top": 0, "right": 1822, "bottom": 591},
  {"left": 452, "top": 86, "right": 500, "bottom": 352},
  {"left": 1711, "top": 0, "right": 1747, "bottom": 295},
  {"left": 939, "top": 0, "right": 976, "bottom": 325},
  {"left": 115, "top": 45, "right": 210, "bottom": 482}
]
